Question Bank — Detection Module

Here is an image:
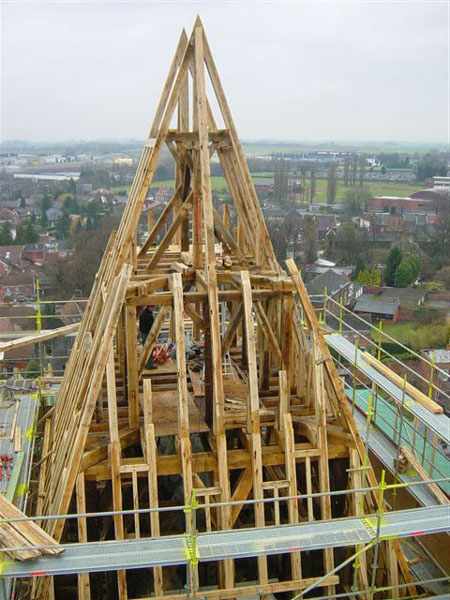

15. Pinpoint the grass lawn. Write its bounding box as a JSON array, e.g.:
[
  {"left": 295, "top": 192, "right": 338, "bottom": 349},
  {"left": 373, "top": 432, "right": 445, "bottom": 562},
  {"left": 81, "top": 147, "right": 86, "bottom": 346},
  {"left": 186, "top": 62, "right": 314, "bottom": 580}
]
[
  {"left": 372, "top": 321, "right": 448, "bottom": 352},
  {"left": 111, "top": 176, "right": 421, "bottom": 200},
  {"left": 111, "top": 175, "right": 273, "bottom": 195},
  {"left": 312, "top": 178, "right": 422, "bottom": 203}
]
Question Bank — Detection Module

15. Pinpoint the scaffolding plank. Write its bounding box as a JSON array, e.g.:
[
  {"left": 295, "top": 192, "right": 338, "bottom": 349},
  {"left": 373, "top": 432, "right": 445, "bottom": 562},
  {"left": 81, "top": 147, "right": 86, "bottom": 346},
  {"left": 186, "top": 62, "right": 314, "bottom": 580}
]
[
  {"left": 325, "top": 334, "right": 450, "bottom": 445},
  {"left": 4, "top": 506, "right": 448, "bottom": 578}
]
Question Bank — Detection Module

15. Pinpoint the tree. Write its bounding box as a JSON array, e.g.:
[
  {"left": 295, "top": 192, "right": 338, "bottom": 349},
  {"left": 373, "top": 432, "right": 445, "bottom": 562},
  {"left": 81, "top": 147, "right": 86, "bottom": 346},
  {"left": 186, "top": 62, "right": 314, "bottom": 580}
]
[
  {"left": 55, "top": 213, "right": 71, "bottom": 239},
  {"left": 24, "top": 222, "right": 39, "bottom": 244},
  {"left": 405, "top": 254, "right": 420, "bottom": 281},
  {"left": 15, "top": 225, "right": 26, "bottom": 245},
  {"left": 339, "top": 221, "right": 358, "bottom": 263},
  {"left": 343, "top": 155, "right": 350, "bottom": 186},
  {"left": 273, "top": 158, "right": 289, "bottom": 205},
  {"left": 63, "top": 195, "right": 80, "bottom": 215},
  {"left": 68, "top": 178, "right": 77, "bottom": 194},
  {"left": 356, "top": 268, "right": 381, "bottom": 286},
  {"left": 40, "top": 209, "right": 48, "bottom": 227},
  {"left": 25, "top": 359, "right": 40, "bottom": 379},
  {"left": 49, "top": 217, "right": 120, "bottom": 297},
  {"left": 344, "top": 187, "right": 372, "bottom": 215},
  {"left": 350, "top": 156, "right": 358, "bottom": 185},
  {"left": 358, "top": 156, "right": 366, "bottom": 186},
  {"left": 0, "top": 222, "right": 13, "bottom": 245},
  {"left": 416, "top": 152, "right": 447, "bottom": 182},
  {"left": 394, "top": 258, "right": 415, "bottom": 287},
  {"left": 385, "top": 246, "right": 403, "bottom": 286},
  {"left": 326, "top": 164, "right": 337, "bottom": 205},
  {"left": 436, "top": 266, "right": 450, "bottom": 288},
  {"left": 41, "top": 193, "right": 52, "bottom": 212},
  {"left": 354, "top": 256, "right": 365, "bottom": 279},
  {"left": 310, "top": 167, "right": 316, "bottom": 203},
  {"left": 302, "top": 216, "right": 318, "bottom": 264}
]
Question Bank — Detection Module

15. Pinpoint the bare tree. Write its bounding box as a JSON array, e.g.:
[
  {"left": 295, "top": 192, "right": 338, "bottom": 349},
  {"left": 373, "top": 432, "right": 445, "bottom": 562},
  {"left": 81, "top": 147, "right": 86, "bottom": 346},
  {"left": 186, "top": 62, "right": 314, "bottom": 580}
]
[
  {"left": 343, "top": 154, "right": 350, "bottom": 186},
  {"left": 273, "top": 157, "right": 289, "bottom": 206},
  {"left": 359, "top": 156, "right": 366, "bottom": 186},
  {"left": 310, "top": 166, "right": 317, "bottom": 203},
  {"left": 327, "top": 164, "right": 338, "bottom": 205}
]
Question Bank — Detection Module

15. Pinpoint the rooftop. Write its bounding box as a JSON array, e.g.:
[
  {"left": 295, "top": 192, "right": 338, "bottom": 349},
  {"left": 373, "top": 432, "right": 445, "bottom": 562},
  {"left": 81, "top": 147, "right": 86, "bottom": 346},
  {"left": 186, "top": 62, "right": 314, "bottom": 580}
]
[
  {"left": 424, "top": 349, "right": 450, "bottom": 364},
  {"left": 354, "top": 294, "right": 400, "bottom": 316}
]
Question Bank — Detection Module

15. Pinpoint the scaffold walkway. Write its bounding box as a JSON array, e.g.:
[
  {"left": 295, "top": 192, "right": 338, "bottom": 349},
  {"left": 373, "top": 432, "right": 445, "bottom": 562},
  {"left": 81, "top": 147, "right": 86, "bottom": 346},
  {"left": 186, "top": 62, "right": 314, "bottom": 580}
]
[
  {"left": 3, "top": 506, "right": 449, "bottom": 579},
  {"left": 325, "top": 333, "right": 450, "bottom": 445},
  {"left": 352, "top": 408, "right": 441, "bottom": 507}
]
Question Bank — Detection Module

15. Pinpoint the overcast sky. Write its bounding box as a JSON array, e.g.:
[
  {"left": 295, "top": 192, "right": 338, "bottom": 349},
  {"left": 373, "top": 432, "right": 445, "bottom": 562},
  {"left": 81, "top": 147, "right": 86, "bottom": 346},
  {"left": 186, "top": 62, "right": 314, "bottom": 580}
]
[{"left": 1, "top": 1, "right": 448, "bottom": 144}]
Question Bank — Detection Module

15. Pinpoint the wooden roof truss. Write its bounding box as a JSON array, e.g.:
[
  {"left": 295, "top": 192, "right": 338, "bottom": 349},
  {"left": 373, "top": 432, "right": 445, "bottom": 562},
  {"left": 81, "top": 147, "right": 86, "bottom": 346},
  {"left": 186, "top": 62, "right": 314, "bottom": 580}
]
[{"left": 30, "top": 18, "right": 414, "bottom": 600}]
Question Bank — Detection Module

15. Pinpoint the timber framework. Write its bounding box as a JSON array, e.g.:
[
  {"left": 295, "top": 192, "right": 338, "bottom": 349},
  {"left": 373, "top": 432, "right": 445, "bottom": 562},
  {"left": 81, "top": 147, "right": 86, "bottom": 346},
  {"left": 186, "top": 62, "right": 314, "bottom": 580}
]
[{"left": 4, "top": 17, "right": 449, "bottom": 600}]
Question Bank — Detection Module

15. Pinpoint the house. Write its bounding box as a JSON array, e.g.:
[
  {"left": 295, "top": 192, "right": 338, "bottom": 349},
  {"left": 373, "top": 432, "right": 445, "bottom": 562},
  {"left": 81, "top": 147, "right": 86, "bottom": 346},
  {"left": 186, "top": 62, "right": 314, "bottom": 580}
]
[
  {"left": 0, "top": 199, "right": 21, "bottom": 210},
  {"left": 301, "top": 262, "right": 353, "bottom": 284},
  {"left": 0, "top": 207, "right": 19, "bottom": 224},
  {"left": 368, "top": 196, "right": 436, "bottom": 214},
  {"left": 262, "top": 207, "right": 287, "bottom": 221},
  {"left": 353, "top": 294, "right": 400, "bottom": 323},
  {"left": 0, "top": 245, "right": 28, "bottom": 274},
  {"left": 46, "top": 207, "right": 63, "bottom": 224},
  {"left": 1, "top": 272, "right": 36, "bottom": 301},
  {"left": 59, "top": 298, "right": 88, "bottom": 325},
  {"left": 315, "top": 215, "right": 338, "bottom": 241},
  {"left": 154, "top": 187, "right": 174, "bottom": 204},
  {"left": 22, "top": 244, "right": 47, "bottom": 266},
  {"left": 362, "top": 286, "right": 426, "bottom": 320},
  {"left": 306, "top": 269, "right": 362, "bottom": 315}
]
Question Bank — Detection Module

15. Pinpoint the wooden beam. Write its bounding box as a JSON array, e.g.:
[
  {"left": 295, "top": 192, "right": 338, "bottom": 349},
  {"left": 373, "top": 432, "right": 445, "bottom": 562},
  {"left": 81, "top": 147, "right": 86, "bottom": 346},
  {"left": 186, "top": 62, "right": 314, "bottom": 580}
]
[
  {"left": 0, "top": 322, "right": 79, "bottom": 353},
  {"left": 76, "top": 473, "right": 91, "bottom": 600},
  {"left": 138, "top": 305, "right": 171, "bottom": 374},
  {"left": 241, "top": 269, "right": 268, "bottom": 585},
  {"left": 194, "top": 21, "right": 233, "bottom": 588}
]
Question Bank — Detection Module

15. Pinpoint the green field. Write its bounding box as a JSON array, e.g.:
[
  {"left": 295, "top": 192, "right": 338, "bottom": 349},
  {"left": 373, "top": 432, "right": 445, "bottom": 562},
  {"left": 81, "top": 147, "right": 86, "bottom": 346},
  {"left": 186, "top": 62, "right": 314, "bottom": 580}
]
[
  {"left": 242, "top": 141, "right": 445, "bottom": 156},
  {"left": 111, "top": 175, "right": 272, "bottom": 195},
  {"left": 372, "top": 322, "right": 448, "bottom": 352},
  {"left": 312, "top": 178, "right": 422, "bottom": 203},
  {"left": 111, "top": 176, "right": 421, "bottom": 201}
]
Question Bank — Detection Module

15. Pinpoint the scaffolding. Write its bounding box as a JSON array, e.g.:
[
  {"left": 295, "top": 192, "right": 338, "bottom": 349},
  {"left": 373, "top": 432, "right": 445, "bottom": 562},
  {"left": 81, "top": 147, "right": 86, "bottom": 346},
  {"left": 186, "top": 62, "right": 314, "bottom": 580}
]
[{"left": 0, "top": 18, "right": 449, "bottom": 600}]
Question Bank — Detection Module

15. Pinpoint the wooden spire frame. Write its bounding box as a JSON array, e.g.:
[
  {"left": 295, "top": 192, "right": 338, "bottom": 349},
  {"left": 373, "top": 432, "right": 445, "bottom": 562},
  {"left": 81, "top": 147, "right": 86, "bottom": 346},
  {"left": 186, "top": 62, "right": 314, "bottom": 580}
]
[{"left": 30, "top": 18, "right": 413, "bottom": 600}]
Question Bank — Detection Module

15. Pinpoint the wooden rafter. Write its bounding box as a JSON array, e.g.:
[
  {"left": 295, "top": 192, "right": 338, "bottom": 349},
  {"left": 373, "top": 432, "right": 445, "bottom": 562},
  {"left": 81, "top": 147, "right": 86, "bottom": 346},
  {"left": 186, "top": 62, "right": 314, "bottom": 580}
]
[{"left": 31, "top": 18, "right": 414, "bottom": 600}]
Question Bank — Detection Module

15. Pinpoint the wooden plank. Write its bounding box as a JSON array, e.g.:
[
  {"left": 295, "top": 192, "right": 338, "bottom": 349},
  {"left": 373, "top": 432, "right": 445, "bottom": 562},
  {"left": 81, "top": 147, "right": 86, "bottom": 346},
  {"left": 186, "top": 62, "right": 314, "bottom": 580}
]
[
  {"left": 110, "top": 441, "right": 128, "bottom": 599},
  {"left": 240, "top": 269, "right": 268, "bottom": 585},
  {"left": 146, "top": 192, "right": 193, "bottom": 270},
  {"left": 0, "top": 323, "right": 79, "bottom": 353},
  {"left": 128, "top": 289, "right": 289, "bottom": 305},
  {"left": 221, "top": 301, "right": 243, "bottom": 354},
  {"left": 254, "top": 301, "right": 282, "bottom": 365},
  {"left": 400, "top": 445, "right": 449, "bottom": 505},
  {"left": 362, "top": 352, "right": 443, "bottom": 414},
  {"left": 171, "top": 273, "right": 193, "bottom": 505},
  {"left": 278, "top": 370, "right": 289, "bottom": 432},
  {"left": 0, "top": 494, "right": 63, "bottom": 557},
  {"left": 126, "top": 305, "right": 139, "bottom": 429},
  {"left": 146, "top": 575, "right": 340, "bottom": 600},
  {"left": 283, "top": 414, "right": 302, "bottom": 580},
  {"left": 138, "top": 305, "right": 171, "bottom": 374},
  {"left": 193, "top": 21, "right": 233, "bottom": 588},
  {"left": 76, "top": 473, "right": 91, "bottom": 600}
]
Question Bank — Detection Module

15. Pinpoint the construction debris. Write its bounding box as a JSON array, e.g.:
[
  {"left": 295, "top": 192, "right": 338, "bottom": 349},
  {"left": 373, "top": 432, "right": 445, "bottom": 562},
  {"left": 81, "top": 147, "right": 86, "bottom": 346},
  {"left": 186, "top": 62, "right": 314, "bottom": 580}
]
[{"left": 0, "top": 495, "right": 63, "bottom": 561}]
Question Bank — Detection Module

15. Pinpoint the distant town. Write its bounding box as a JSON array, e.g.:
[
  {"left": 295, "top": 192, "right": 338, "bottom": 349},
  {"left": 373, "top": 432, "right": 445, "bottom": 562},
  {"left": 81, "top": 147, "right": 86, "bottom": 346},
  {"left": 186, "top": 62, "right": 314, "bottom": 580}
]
[{"left": 1, "top": 140, "right": 449, "bottom": 410}]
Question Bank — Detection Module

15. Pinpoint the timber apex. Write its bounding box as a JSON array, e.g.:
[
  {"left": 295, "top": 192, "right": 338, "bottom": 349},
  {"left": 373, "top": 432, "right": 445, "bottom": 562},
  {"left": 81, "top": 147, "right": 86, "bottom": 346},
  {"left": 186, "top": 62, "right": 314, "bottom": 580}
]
[{"left": 25, "top": 18, "right": 417, "bottom": 600}]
